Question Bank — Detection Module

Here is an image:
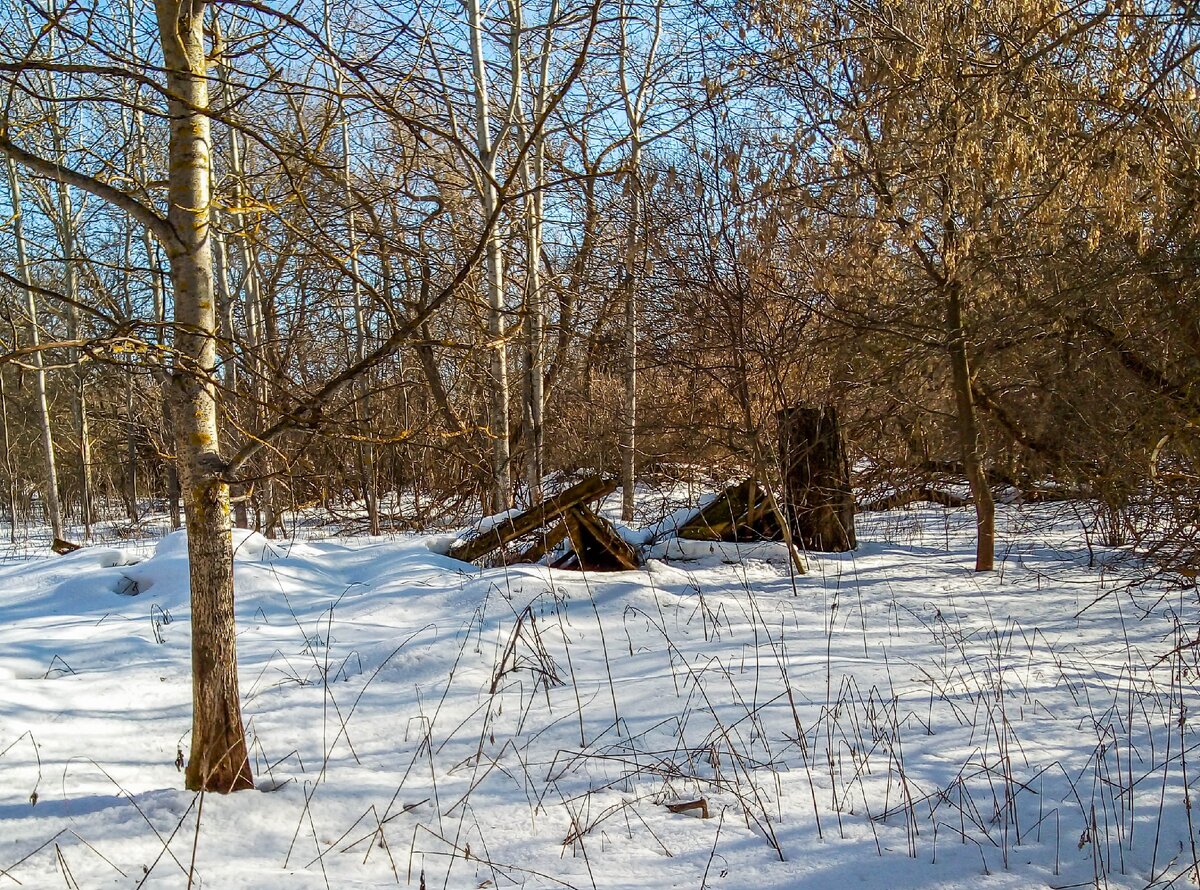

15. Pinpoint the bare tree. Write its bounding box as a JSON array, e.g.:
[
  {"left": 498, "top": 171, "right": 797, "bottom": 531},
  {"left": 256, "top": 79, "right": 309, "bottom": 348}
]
[{"left": 4, "top": 157, "right": 64, "bottom": 542}]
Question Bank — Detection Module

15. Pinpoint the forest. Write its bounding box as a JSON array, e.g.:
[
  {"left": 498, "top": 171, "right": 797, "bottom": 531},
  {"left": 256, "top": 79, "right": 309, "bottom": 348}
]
[
  {"left": 0, "top": 0, "right": 1192, "bottom": 557},
  {"left": 0, "top": 0, "right": 1199, "bottom": 886}
]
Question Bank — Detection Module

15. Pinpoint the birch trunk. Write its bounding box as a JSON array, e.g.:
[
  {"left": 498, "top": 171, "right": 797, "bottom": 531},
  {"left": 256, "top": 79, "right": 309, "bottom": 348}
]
[
  {"left": 467, "top": 0, "right": 512, "bottom": 512},
  {"left": 6, "top": 157, "right": 64, "bottom": 542},
  {"left": 618, "top": 139, "right": 641, "bottom": 523},
  {"left": 141, "top": 211, "right": 180, "bottom": 527},
  {"left": 125, "top": 377, "right": 139, "bottom": 523},
  {"left": 53, "top": 181, "right": 93, "bottom": 539},
  {"left": 615, "top": 0, "right": 662, "bottom": 522},
  {"left": 213, "top": 29, "right": 278, "bottom": 537},
  {"left": 211, "top": 221, "right": 237, "bottom": 392},
  {"left": 511, "top": 0, "right": 554, "bottom": 503},
  {"left": 323, "top": 7, "right": 380, "bottom": 534},
  {"left": 120, "top": 224, "right": 140, "bottom": 523},
  {"left": 155, "top": 0, "right": 253, "bottom": 792},
  {"left": 46, "top": 65, "right": 93, "bottom": 539},
  {"left": 133, "top": 107, "right": 175, "bottom": 524},
  {"left": 210, "top": 215, "right": 252, "bottom": 531}
]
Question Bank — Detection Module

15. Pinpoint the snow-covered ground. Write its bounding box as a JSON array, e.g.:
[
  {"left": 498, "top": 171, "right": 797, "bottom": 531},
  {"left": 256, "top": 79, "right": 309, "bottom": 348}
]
[{"left": 0, "top": 502, "right": 1197, "bottom": 889}]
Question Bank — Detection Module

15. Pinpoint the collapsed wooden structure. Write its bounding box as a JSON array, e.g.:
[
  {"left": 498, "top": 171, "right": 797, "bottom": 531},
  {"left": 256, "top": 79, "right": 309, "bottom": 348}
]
[
  {"left": 675, "top": 478, "right": 783, "bottom": 541},
  {"left": 450, "top": 403, "right": 858, "bottom": 570},
  {"left": 447, "top": 475, "right": 639, "bottom": 571},
  {"left": 673, "top": 406, "right": 856, "bottom": 557}
]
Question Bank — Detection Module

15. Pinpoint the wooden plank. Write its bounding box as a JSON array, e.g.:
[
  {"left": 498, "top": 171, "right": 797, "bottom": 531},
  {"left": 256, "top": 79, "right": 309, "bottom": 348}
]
[
  {"left": 510, "top": 519, "right": 569, "bottom": 564},
  {"left": 677, "top": 479, "right": 780, "bottom": 542},
  {"left": 448, "top": 475, "right": 616, "bottom": 564},
  {"left": 568, "top": 504, "right": 640, "bottom": 571}
]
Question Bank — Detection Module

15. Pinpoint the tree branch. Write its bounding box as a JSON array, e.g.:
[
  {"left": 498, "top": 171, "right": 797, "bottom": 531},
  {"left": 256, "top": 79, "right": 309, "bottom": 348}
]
[{"left": 0, "top": 135, "right": 176, "bottom": 249}]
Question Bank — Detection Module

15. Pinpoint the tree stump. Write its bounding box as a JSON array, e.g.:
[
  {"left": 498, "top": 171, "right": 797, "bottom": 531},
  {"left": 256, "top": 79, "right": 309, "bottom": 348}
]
[{"left": 778, "top": 405, "right": 856, "bottom": 552}]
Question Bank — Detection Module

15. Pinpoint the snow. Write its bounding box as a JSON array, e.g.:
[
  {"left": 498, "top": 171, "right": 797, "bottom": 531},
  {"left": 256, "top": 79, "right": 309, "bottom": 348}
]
[{"left": 0, "top": 502, "right": 1198, "bottom": 889}]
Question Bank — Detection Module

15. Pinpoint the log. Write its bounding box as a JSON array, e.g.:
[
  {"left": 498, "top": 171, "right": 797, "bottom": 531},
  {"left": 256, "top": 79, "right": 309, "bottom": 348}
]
[
  {"left": 857, "top": 487, "right": 971, "bottom": 512},
  {"left": 665, "top": 798, "right": 710, "bottom": 819},
  {"left": 779, "top": 405, "right": 856, "bottom": 552},
  {"left": 448, "top": 475, "right": 616, "bottom": 564}
]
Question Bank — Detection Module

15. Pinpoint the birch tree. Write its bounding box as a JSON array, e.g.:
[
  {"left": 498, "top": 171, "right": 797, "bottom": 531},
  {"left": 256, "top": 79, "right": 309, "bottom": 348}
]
[
  {"left": 510, "top": 0, "right": 558, "bottom": 501},
  {"left": 153, "top": 0, "right": 253, "bottom": 791},
  {"left": 615, "top": 0, "right": 664, "bottom": 521},
  {"left": 4, "top": 157, "right": 63, "bottom": 541},
  {"left": 37, "top": 19, "right": 95, "bottom": 538},
  {"left": 465, "top": 0, "right": 515, "bottom": 512}
]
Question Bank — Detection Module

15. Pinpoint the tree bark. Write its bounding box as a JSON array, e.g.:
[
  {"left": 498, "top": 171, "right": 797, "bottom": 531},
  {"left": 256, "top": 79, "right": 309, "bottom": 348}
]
[
  {"left": 778, "top": 405, "right": 857, "bottom": 553},
  {"left": 945, "top": 281, "right": 995, "bottom": 571},
  {"left": 6, "top": 157, "right": 64, "bottom": 542},
  {"left": 45, "top": 74, "right": 93, "bottom": 540},
  {"left": 618, "top": 147, "right": 639, "bottom": 523},
  {"left": 0, "top": 371, "right": 18, "bottom": 542},
  {"left": 615, "top": 0, "right": 663, "bottom": 522},
  {"left": 55, "top": 186, "right": 94, "bottom": 540},
  {"left": 155, "top": 0, "right": 253, "bottom": 792},
  {"left": 512, "top": 0, "right": 554, "bottom": 504},
  {"left": 467, "top": 0, "right": 512, "bottom": 513},
  {"left": 319, "top": 5, "right": 380, "bottom": 533},
  {"left": 124, "top": 377, "right": 139, "bottom": 523},
  {"left": 213, "top": 31, "right": 278, "bottom": 539}
]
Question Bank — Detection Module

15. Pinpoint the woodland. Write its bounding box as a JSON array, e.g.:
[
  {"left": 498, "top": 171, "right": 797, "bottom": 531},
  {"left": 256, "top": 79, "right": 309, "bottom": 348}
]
[{"left": 0, "top": 0, "right": 1198, "bottom": 802}]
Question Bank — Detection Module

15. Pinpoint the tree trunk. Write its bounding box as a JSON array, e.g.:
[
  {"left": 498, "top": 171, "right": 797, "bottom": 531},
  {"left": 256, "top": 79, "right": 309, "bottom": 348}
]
[
  {"left": 618, "top": 140, "right": 641, "bottom": 523},
  {"left": 46, "top": 110, "right": 93, "bottom": 538},
  {"left": 6, "top": 157, "right": 64, "bottom": 542},
  {"left": 120, "top": 222, "right": 141, "bottom": 525},
  {"left": 55, "top": 185, "right": 94, "bottom": 540},
  {"left": 211, "top": 220, "right": 238, "bottom": 392},
  {"left": 0, "top": 371, "right": 18, "bottom": 543},
  {"left": 945, "top": 281, "right": 995, "bottom": 571},
  {"left": 124, "top": 378, "right": 139, "bottom": 523},
  {"left": 614, "top": 0, "right": 662, "bottom": 522},
  {"left": 156, "top": 0, "right": 252, "bottom": 793},
  {"left": 778, "top": 405, "right": 857, "bottom": 553},
  {"left": 467, "top": 0, "right": 512, "bottom": 513},
  {"left": 163, "top": 389, "right": 183, "bottom": 530},
  {"left": 213, "top": 33, "right": 278, "bottom": 540},
  {"left": 512, "top": 0, "right": 553, "bottom": 505},
  {"left": 146, "top": 237, "right": 180, "bottom": 530},
  {"left": 42, "top": 16, "right": 94, "bottom": 540}
]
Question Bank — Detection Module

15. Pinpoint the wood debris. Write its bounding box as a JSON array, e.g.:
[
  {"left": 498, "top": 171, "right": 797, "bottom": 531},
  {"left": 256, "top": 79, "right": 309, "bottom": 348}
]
[
  {"left": 676, "top": 478, "right": 783, "bottom": 542},
  {"left": 448, "top": 475, "right": 639, "bottom": 572}
]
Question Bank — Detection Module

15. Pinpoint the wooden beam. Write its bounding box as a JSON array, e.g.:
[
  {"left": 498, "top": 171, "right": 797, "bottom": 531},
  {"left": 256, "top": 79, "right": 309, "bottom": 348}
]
[
  {"left": 566, "top": 504, "right": 640, "bottom": 571},
  {"left": 510, "top": 519, "right": 569, "bottom": 564},
  {"left": 448, "top": 475, "right": 617, "bottom": 564},
  {"left": 677, "top": 478, "right": 781, "bottom": 542}
]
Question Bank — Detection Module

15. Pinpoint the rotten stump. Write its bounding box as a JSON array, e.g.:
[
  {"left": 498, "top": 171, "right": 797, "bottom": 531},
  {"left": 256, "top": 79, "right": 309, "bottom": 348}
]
[{"left": 778, "top": 405, "right": 856, "bottom": 552}]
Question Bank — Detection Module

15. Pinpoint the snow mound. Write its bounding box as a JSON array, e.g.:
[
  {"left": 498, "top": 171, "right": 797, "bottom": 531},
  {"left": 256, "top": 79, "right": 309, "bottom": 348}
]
[
  {"left": 55, "top": 546, "right": 142, "bottom": 568},
  {"left": 424, "top": 534, "right": 459, "bottom": 556},
  {"left": 645, "top": 536, "right": 792, "bottom": 564},
  {"left": 154, "top": 528, "right": 284, "bottom": 562}
]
